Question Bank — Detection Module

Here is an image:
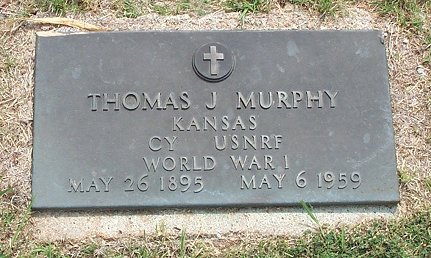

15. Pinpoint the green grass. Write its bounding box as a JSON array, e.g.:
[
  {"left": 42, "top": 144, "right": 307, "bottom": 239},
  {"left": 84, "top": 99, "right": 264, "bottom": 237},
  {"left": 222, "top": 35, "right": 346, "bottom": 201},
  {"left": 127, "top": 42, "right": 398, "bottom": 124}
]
[
  {"left": 0, "top": 188, "right": 13, "bottom": 198},
  {"left": 0, "top": 37, "right": 16, "bottom": 74},
  {"left": 11, "top": 201, "right": 32, "bottom": 250},
  {"left": 31, "top": 244, "right": 63, "bottom": 258},
  {"left": 373, "top": 0, "right": 430, "bottom": 32},
  {"left": 118, "top": 0, "right": 141, "bottom": 18},
  {"left": 226, "top": 209, "right": 431, "bottom": 257},
  {"left": 0, "top": 196, "right": 32, "bottom": 256},
  {"left": 372, "top": 0, "right": 431, "bottom": 65},
  {"left": 35, "top": 0, "right": 84, "bottom": 15},
  {"left": 152, "top": 3, "right": 173, "bottom": 15},
  {"left": 226, "top": 0, "right": 270, "bottom": 24},
  {"left": 115, "top": 0, "right": 214, "bottom": 17},
  {"left": 81, "top": 243, "right": 98, "bottom": 256},
  {"left": 175, "top": 0, "right": 213, "bottom": 16},
  {"left": 426, "top": 31, "right": 431, "bottom": 46},
  {"left": 0, "top": 190, "right": 14, "bottom": 230},
  {"left": 398, "top": 167, "right": 414, "bottom": 183},
  {"left": 1, "top": 211, "right": 15, "bottom": 228},
  {"left": 288, "top": 0, "right": 347, "bottom": 17},
  {"left": 425, "top": 178, "right": 431, "bottom": 192},
  {"left": 1, "top": 57, "right": 17, "bottom": 73}
]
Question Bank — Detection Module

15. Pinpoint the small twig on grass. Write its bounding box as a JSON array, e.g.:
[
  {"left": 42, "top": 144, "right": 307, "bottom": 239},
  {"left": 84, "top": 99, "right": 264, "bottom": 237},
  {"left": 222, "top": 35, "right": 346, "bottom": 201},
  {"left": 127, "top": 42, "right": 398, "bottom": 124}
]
[
  {"left": 1, "top": 17, "right": 106, "bottom": 33},
  {"left": 26, "top": 17, "right": 106, "bottom": 31}
]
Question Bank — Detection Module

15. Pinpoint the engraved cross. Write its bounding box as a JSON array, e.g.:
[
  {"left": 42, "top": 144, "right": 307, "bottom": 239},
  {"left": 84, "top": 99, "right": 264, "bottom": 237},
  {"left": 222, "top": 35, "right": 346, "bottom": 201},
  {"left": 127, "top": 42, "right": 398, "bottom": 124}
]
[{"left": 203, "top": 46, "right": 224, "bottom": 75}]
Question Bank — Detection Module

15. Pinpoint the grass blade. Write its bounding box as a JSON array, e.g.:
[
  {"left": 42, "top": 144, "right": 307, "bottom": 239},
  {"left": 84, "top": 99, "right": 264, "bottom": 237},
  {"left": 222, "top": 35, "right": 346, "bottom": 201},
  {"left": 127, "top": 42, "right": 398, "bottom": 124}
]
[
  {"left": 179, "top": 230, "right": 186, "bottom": 258},
  {"left": 300, "top": 200, "right": 320, "bottom": 226}
]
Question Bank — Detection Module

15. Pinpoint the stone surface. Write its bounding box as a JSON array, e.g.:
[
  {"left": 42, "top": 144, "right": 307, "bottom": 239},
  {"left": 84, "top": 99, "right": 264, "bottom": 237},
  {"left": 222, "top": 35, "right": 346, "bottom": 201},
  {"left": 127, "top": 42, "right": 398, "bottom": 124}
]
[
  {"left": 33, "top": 206, "right": 396, "bottom": 241},
  {"left": 32, "top": 30, "right": 398, "bottom": 209}
]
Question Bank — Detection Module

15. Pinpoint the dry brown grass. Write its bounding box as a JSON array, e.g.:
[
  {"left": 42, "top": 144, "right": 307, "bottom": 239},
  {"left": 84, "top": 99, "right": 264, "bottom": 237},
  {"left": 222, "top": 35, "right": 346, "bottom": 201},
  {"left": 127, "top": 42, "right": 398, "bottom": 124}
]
[
  {"left": 0, "top": 0, "right": 430, "bottom": 256},
  {"left": 0, "top": 29, "right": 34, "bottom": 255},
  {"left": 383, "top": 23, "right": 431, "bottom": 213}
]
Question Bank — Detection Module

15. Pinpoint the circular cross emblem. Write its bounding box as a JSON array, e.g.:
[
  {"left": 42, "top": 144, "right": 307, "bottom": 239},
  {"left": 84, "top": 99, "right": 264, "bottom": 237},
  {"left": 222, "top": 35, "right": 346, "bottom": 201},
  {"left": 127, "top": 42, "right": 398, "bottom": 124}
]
[{"left": 192, "top": 43, "right": 234, "bottom": 82}]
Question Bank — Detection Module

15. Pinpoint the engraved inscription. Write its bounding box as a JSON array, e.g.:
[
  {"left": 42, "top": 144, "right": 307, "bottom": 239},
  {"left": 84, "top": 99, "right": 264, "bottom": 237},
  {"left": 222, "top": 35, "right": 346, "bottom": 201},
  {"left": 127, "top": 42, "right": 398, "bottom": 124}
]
[
  {"left": 172, "top": 115, "right": 257, "bottom": 132},
  {"left": 215, "top": 135, "right": 282, "bottom": 151},
  {"left": 88, "top": 91, "right": 338, "bottom": 111},
  {"left": 68, "top": 177, "right": 113, "bottom": 193},
  {"left": 206, "top": 92, "right": 217, "bottom": 109},
  {"left": 160, "top": 175, "right": 204, "bottom": 193},
  {"left": 143, "top": 156, "right": 216, "bottom": 172},
  {"left": 148, "top": 136, "right": 178, "bottom": 151},
  {"left": 88, "top": 92, "right": 191, "bottom": 111},
  {"left": 240, "top": 174, "right": 286, "bottom": 190},
  {"left": 83, "top": 89, "right": 346, "bottom": 195},
  {"left": 236, "top": 91, "right": 338, "bottom": 109},
  {"left": 317, "top": 172, "right": 362, "bottom": 189},
  {"left": 81, "top": 89, "right": 350, "bottom": 198}
]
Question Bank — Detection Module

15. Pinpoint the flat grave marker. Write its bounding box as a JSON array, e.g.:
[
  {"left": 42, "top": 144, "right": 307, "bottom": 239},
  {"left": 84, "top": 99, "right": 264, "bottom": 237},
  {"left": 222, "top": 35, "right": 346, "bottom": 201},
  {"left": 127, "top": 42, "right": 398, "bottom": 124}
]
[{"left": 32, "top": 30, "right": 399, "bottom": 209}]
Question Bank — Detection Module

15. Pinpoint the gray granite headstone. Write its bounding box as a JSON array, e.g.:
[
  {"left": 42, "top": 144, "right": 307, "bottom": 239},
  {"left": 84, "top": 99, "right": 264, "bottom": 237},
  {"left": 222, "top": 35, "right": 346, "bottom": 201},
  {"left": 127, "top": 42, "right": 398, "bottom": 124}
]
[{"left": 32, "top": 30, "right": 399, "bottom": 209}]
